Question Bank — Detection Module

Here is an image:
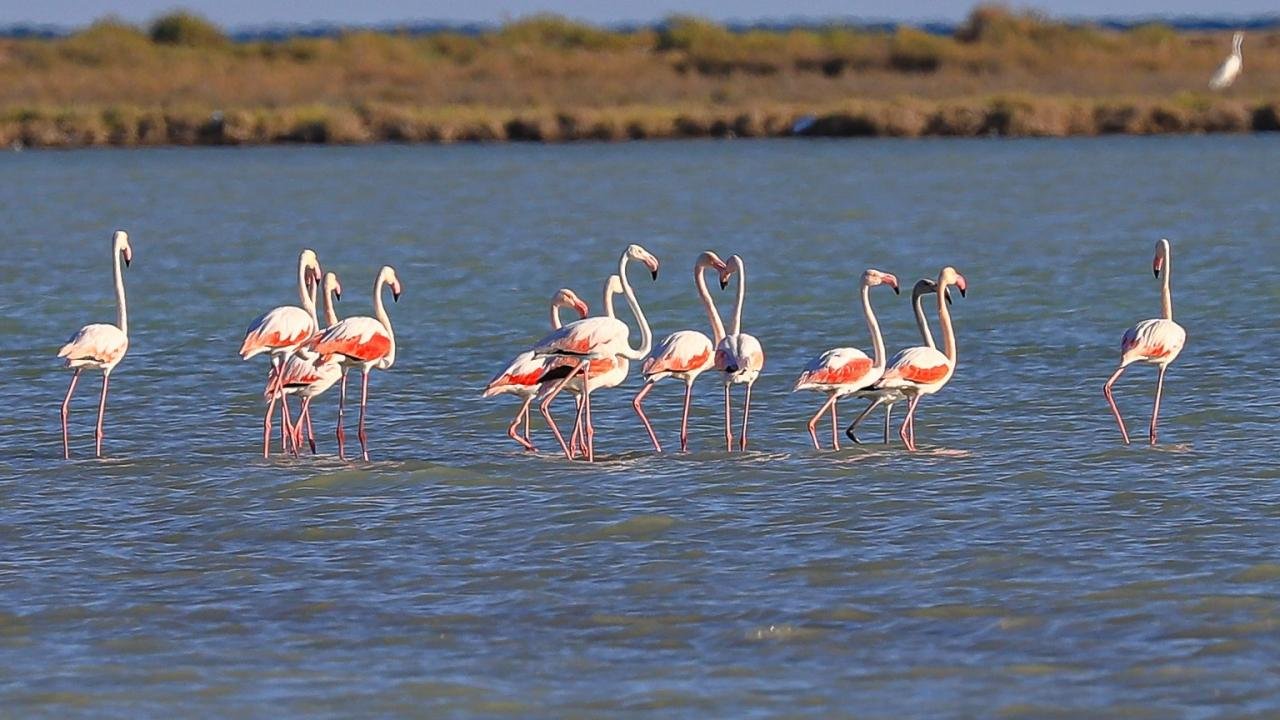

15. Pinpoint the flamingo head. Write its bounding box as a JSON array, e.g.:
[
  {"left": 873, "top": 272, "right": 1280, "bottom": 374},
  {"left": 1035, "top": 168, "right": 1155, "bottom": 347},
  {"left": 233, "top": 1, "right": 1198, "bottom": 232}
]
[
  {"left": 553, "top": 288, "right": 590, "bottom": 318},
  {"left": 299, "top": 248, "right": 322, "bottom": 287},
  {"left": 696, "top": 251, "right": 731, "bottom": 289},
  {"left": 378, "top": 265, "right": 402, "bottom": 302},
  {"left": 112, "top": 230, "right": 132, "bottom": 267},
  {"left": 721, "top": 254, "right": 746, "bottom": 290},
  {"left": 1153, "top": 238, "right": 1170, "bottom": 278},
  {"left": 863, "top": 269, "right": 900, "bottom": 294},
  {"left": 912, "top": 278, "right": 953, "bottom": 306},
  {"left": 324, "top": 271, "right": 342, "bottom": 302},
  {"left": 938, "top": 266, "right": 967, "bottom": 297},
  {"left": 626, "top": 244, "right": 660, "bottom": 280}
]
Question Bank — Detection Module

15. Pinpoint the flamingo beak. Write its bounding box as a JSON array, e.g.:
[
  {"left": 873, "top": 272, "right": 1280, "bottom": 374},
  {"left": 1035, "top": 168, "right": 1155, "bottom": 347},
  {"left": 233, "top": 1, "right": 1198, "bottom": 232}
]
[
  {"left": 575, "top": 300, "right": 589, "bottom": 318},
  {"left": 650, "top": 268, "right": 659, "bottom": 281},
  {"left": 955, "top": 275, "right": 968, "bottom": 297},
  {"left": 122, "top": 248, "right": 132, "bottom": 267},
  {"left": 886, "top": 274, "right": 900, "bottom": 295},
  {"left": 719, "top": 274, "right": 729, "bottom": 290},
  {"left": 1153, "top": 257, "right": 1163, "bottom": 278}
]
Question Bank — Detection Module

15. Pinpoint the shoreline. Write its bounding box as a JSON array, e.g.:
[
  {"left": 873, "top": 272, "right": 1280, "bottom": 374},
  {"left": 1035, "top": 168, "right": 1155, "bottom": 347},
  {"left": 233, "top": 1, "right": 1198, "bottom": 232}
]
[{"left": 5, "top": 98, "right": 1279, "bottom": 148}]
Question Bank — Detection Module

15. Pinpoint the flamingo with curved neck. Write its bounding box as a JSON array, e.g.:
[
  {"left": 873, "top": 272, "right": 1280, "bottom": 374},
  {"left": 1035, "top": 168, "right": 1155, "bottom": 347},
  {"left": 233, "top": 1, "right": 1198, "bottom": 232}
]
[
  {"left": 793, "top": 268, "right": 899, "bottom": 450},
  {"left": 532, "top": 244, "right": 660, "bottom": 462},
  {"left": 58, "top": 230, "right": 133, "bottom": 459},
  {"left": 633, "top": 251, "right": 733, "bottom": 453},
  {"left": 312, "top": 265, "right": 402, "bottom": 461},
  {"left": 482, "top": 288, "right": 590, "bottom": 452},
  {"left": 846, "top": 279, "right": 951, "bottom": 444},
  {"left": 871, "top": 266, "right": 967, "bottom": 451},
  {"left": 1103, "top": 238, "right": 1186, "bottom": 445},
  {"left": 714, "top": 254, "right": 766, "bottom": 452},
  {"left": 276, "top": 271, "right": 344, "bottom": 455}
]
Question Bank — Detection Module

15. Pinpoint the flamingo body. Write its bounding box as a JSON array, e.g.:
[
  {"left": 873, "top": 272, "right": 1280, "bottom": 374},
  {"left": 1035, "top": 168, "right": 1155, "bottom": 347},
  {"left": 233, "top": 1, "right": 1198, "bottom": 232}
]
[
  {"left": 794, "top": 348, "right": 875, "bottom": 394},
  {"left": 59, "top": 324, "right": 128, "bottom": 370},
  {"left": 644, "top": 330, "right": 714, "bottom": 381},
  {"left": 716, "top": 333, "right": 764, "bottom": 385},
  {"left": 533, "top": 316, "right": 630, "bottom": 360},
  {"left": 1209, "top": 32, "right": 1243, "bottom": 89},
  {"left": 313, "top": 317, "right": 393, "bottom": 365},
  {"left": 1120, "top": 319, "right": 1185, "bottom": 367},
  {"left": 239, "top": 306, "right": 316, "bottom": 360},
  {"left": 877, "top": 346, "right": 953, "bottom": 393}
]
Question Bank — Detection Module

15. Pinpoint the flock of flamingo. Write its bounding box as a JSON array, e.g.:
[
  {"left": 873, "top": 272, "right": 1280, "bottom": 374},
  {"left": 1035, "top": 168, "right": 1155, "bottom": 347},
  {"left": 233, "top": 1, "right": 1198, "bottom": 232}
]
[{"left": 56, "top": 233, "right": 1184, "bottom": 462}]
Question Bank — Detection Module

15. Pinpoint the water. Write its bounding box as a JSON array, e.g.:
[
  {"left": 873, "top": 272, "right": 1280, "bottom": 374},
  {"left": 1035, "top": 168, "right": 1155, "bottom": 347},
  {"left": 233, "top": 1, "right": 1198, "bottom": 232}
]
[{"left": 2, "top": 138, "right": 1278, "bottom": 717}]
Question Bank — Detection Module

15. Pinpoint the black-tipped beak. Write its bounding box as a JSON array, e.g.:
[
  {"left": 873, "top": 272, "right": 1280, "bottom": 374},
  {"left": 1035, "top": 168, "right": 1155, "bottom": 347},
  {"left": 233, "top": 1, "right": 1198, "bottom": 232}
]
[
  {"left": 959, "top": 287, "right": 967, "bottom": 298},
  {"left": 335, "top": 292, "right": 341, "bottom": 301},
  {"left": 650, "top": 269, "right": 658, "bottom": 281},
  {"left": 720, "top": 278, "right": 728, "bottom": 290},
  {"left": 124, "top": 257, "right": 130, "bottom": 267},
  {"left": 892, "top": 285, "right": 900, "bottom": 295},
  {"left": 1153, "top": 268, "right": 1160, "bottom": 278},
  {"left": 393, "top": 291, "right": 400, "bottom": 302}
]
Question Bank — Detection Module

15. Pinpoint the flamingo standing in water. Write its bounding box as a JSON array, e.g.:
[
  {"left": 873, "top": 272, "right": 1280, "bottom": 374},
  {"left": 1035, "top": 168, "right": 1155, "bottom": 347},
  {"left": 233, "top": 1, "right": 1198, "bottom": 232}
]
[
  {"left": 633, "top": 251, "right": 733, "bottom": 453},
  {"left": 793, "top": 268, "right": 899, "bottom": 451},
  {"left": 715, "top": 254, "right": 765, "bottom": 452},
  {"left": 870, "top": 266, "right": 967, "bottom": 452},
  {"left": 58, "top": 230, "right": 133, "bottom": 459},
  {"left": 845, "top": 278, "right": 950, "bottom": 444},
  {"left": 312, "top": 265, "right": 401, "bottom": 461},
  {"left": 482, "top": 288, "right": 590, "bottom": 452},
  {"left": 534, "top": 244, "right": 659, "bottom": 462},
  {"left": 274, "top": 271, "right": 344, "bottom": 455},
  {"left": 1103, "top": 238, "right": 1186, "bottom": 445},
  {"left": 240, "top": 248, "right": 322, "bottom": 458}
]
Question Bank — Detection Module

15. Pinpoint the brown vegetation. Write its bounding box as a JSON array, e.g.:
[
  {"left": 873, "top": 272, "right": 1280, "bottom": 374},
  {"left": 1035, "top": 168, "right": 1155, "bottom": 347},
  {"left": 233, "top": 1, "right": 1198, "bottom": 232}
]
[{"left": 1, "top": 6, "right": 1278, "bottom": 146}]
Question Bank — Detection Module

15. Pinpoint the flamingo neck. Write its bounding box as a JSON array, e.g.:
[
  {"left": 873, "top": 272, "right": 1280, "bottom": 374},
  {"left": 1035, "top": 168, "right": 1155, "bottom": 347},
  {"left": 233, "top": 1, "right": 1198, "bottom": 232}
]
[
  {"left": 694, "top": 264, "right": 726, "bottom": 345},
  {"left": 730, "top": 260, "right": 746, "bottom": 337},
  {"left": 322, "top": 283, "right": 338, "bottom": 328},
  {"left": 616, "top": 254, "right": 652, "bottom": 360},
  {"left": 862, "top": 284, "right": 886, "bottom": 370},
  {"left": 113, "top": 246, "right": 128, "bottom": 337},
  {"left": 603, "top": 280, "right": 618, "bottom": 319},
  {"left": 551, "top": 303, "right": 565, "bottom": 330},
  {"left": 937, "top": 278, "right": 957, "bottom": 365},
  {"left": 1160, "top": 247, "right": 1173, "bottom": 321},
  {"left": 913, "top": 290, "right": 936, "bottom": 349},
  {"left": 298, "top": 263, "right": 318, "bottom": 329},
  {"left": 373, "top": 275, "right": 396, "bottom": 367}
]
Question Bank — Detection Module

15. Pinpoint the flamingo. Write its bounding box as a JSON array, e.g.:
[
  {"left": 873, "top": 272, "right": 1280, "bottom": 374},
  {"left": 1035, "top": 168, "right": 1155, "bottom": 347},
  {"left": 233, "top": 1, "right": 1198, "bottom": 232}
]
[
  {"left": 1103, "top": 238, "right": 1186, "bottom": 446},
  {"left": 240, "top": 248, "right": 322, "bottom": 458},
  {"left": 633, "top": 251, "right": 733, "bottom": 453},
  {"left": 869, "top": 266, "right": 967, "bottom": 452},
  {"left": 1209, "top": 32, "right": 1243, "bottom": 90},
  {"left": 534, "top": 244, "right": 659, "bottom": 462},
  {"left": 311, "top": 265, "right": 401, "bottom": 461},
  {"left": 715, "top": 254, "right": 765, "bottom": 452},
  {"left": 57, "top": 230, "right": 133, "bottom": 459},
  {"left": 482, "top": 288, "right": 590, "bottom": 452},
  {"left": 844, "top": 278, "right": 951, "bottom": 445},
  {"left": 274, "top": 271, "right": 344, "bottom": 455},
  {"left": 793, "top": 268, "right": 900, "bottom": 451}
]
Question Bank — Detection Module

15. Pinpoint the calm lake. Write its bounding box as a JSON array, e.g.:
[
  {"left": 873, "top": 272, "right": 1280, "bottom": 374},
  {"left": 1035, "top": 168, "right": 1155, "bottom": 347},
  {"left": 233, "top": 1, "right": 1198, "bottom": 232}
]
[{"left": 2, "top": 137, "right": 1278, "bottom": 717}]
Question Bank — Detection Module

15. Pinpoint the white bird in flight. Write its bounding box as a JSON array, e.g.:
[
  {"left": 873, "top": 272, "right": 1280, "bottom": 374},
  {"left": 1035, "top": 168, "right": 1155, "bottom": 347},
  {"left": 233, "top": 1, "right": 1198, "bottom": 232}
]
[{"left": 1209, "top": 32, "right": 1243, "bottom": 90}]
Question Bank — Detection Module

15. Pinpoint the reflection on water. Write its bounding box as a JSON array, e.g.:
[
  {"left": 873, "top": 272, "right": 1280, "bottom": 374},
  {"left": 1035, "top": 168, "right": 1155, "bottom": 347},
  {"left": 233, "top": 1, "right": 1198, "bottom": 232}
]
[{"left": 1, "top": 137, "right": 1279, "bottom": 716}]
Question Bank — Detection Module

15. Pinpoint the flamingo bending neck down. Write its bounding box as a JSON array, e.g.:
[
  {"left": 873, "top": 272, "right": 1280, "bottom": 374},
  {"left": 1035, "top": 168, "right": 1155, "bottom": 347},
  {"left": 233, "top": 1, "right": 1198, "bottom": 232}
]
[
  {"left": 845, "top": 278, "right": 950, "bottom": 444},
  {"left": 482, "top": 288, "right": 590, "bottom": 452},
  {"left": 534, "top": 244, "right": 659, "bottom": 462},
  {"left": 869, "top": 266, "right": 967, "bottom": 452},
  {"left": 240, "top": 248, "right": 322, "bottom": 458},
  {"left": 58, "top": 230, "right": 133, "bottom": 459},
  {"left": 312, "top": 265, "right": 401, "bottom": 461},
  {"left": 714, "top": 254, "right": 765, "bottom": 452},
  {"left": 633, "top": 251, "right": 733, "bottom": 453},
  {"left": 274, "top": 271, "right": 344, "bottom": 455},
  {"left": 1103, "top": 238, "right": 1186, "bottom": 445},
  {"left": 793, "top": 268, "right": 899, "bottom": 450}
]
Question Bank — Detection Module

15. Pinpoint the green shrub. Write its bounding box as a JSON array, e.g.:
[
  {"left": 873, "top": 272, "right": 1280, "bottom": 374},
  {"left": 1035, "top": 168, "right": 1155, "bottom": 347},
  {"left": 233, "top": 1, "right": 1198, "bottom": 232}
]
[{"left": 149, "top": 12, "right": 227, "bottom": 47}]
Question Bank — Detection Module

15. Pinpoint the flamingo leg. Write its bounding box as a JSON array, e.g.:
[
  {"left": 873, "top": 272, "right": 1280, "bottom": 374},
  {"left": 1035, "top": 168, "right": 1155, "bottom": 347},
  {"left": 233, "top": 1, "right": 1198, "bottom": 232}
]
[
  {"left": 357, "top": 369, "right": 371, "bottom": 461},
  {"left": 61, "top": 369, "right": 82, "bottom": 460},
  {"left": 883, "top": 402, "right": 893, "bottom": 444},
  {"left": 336, "top": 369, "right": 349, "bottom": 460},
  {"left": 582, "top": 362, "right": 595, "bottom": 462},
  {"left": 570, "top": 394, "right": 585, "bottom": 459},
  {"left": 281, "top": 392, "right": 298, "bottom": 458},
  {"left": 831, "top": 397, "right": 840, "bottom": 451},
  {"left": 740, "top": 382, "right": 753, "bottom": 452},
  {"left": 900, "top": 395, "right": 921, "bottom": 452},
  {"left": 633, "top": 381, "right": 662, "bottom": 453},
  {"left": 94, "top": 371, "right": 110, "bottom": 458},
  {"left": 723, "top": 383, "right": 733, "bottom": 452},
  {"left": 303, "top": 398, "right": 317, "bottom": 454},
  {"left": 680, "top": 378, "right": 694, "bottom": 453},
  {"left": 807, "top": 394, "right": 838, "bottom": 450},
  {"left": 539, "top": 360, "right": 584, "bottom": 460},
  {"left": 1103, "top": 365, "right": 1131, "bottom": 445},
  {"left": 845, "top": 398, "right": 880, "bottom": 445},
  {"left": 263, "top": 358, "right": 284, "bottom": 459},
  {"left": 1150, "top": 365, "right": 1167, "bottom": 446},
  {"left": 507, "top": 396, "right": 537, "bottom": 452}
]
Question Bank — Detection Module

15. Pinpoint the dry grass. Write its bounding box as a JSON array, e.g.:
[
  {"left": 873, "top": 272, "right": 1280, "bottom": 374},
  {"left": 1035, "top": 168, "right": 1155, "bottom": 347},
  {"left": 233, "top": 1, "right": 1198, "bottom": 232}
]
[{"left": 1, "top": 6, "right": 1278, "bottom": 146}]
